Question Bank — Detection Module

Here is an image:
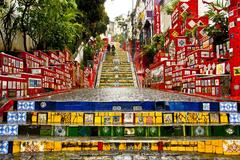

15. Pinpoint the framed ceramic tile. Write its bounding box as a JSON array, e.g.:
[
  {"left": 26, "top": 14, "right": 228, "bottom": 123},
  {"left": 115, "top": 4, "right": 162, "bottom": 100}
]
[
  {"left": 229, "top": 113, "right": 240, "bottom": 123},
  {"left": 20, "top": 141, "right": 44, "bottom": 152},
  {"left": 113, "top": 116, "right": 120, "bottom": 124},
  {"left": 7, "top": 112, "right": 18, "bottom": 123},
  {"left": 3, "top": 57, "right": 8, "bottom": 65},
  {"left": 20, "top": 62, "right": 23, "bottom": 69},
  {"left": 146, "top": 116, "right": 153, "bottom": 124},
  {"left": 137, "top": 116, "right": 144, "bottom": 125},
  {"left": 220, "top": 102, "right": 238, "bottom": 112},
  {"left": 17, "top": 101, "right": 35, "bottom": 111},
  {"left": 38, "top": 113, "right": 48, "bottom": 123},
  {"left": 124, "top": 113, "right": 134, "bottom": 124},
  {"left": 12, "top": 81, "right": 16, "bottom": 89},
  {"left": 187, "top": 113, "right": 198, "bottom": 123},
  {"left": 2, "top": 81, "right": 7, "bottom": 89},
  {"left": 16, "top": 60, "right": 19, "bottom": 68},
  {"left": 84, "top": 113, "right": 94, "bottom": 124},
  {"left": 1, "top": 91, "right": 7, "bottom": 98},
  {"left": 8, "top": 81, "right": 12, "bottom": 89},
  {"left": 60, "top": 113, "right": 71, "bottom": 124},
  {"left": 104, "top": 116, "right": 111, "bottom": 125},
  {"left": 17, "top": 82, "right": 20, "bottom": 89},
  {"left": 202, "top": 103, "right": 210, "bottom": 111},
  {"left": 163, "top": 113, "right": 173, "bottom": 124},
  {"left": 210, "top": 113, "right": 219, "bottom": 123},
  {"left": 18, "top": 112, "right": 27, "bottom": 123},
  {"left": 175, "top": 112, "right": 186, "bottom": 123},
  {"left": 54, "top": 126, "right": 66, "bottom": 136},
  {"left": 215, "top": 79, "right": 219, "bottom": 86},
  {"left": 0, "top": 141, "right": 9, "bottom": 154},
  {"left": 5, "top": 66, "right": 8, "bottom": 73},
  {"left": 124, "top": 128, "right": 135, "bottom": 136}
]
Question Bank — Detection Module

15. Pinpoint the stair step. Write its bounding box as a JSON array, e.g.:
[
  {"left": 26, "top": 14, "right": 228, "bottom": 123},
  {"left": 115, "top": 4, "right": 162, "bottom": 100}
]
[{"left": 100, "top": 80, "right": 134, "bottom": 83}]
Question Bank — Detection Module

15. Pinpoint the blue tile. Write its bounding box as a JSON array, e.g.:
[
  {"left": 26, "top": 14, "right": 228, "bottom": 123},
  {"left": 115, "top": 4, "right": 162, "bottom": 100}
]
[
  {"left": 7, "top": 112, "right": 18, "bottom": 123},
  {"left": 229, "top": 113, "right": 240, "bottom": 123},
  {"left": 17, "top": 101, "right": 35, "bottom": 111},
  {"left": 220, "top": 102, "right": 238, "bottom": 112},
  {"left": 0, "top": 141, "right": 8, "bottom": 154}
]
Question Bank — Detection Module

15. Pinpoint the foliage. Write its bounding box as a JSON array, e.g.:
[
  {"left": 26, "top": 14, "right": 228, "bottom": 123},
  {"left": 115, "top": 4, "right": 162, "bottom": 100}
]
[
  {"left": 204, "top": 1, "right": 229, "bottom": 43},
  {"left": 115, "top": 15, "right": 127, "bottom": 29},
  {"left": 95, "top": 35, "right": 104, "bottom": 51},
  {"left": 75, "top": 0, "right": 109, "bottom": 40},
  {"left": 152, "top": 33, "right": 165, "bottom": 50},
  {"left": 17, "top": 0, "right": 36, "bottom": 51},
  {"left": 142, "top": 44, "right": 157, "bottom": 65},
  {"left": 114, "top": 34, "right": 125, "bottom": 44},
  {"left": 181, "top": 11, "right": 191, "bottom": 23},
  {"left": 0, "top": 2, "right": 19, "bottom": 51},
  {"left": 0, "top": 0, "right": 109, "bottom": 54},
  {"left": 24, "top": 0, "right": 83, "bottom": 52},
  {"left": 83, "top": 44, "right": 94, "bottom": 67},
  {"left": 164, "top": 0, "right": 180, "bottom": 15}
]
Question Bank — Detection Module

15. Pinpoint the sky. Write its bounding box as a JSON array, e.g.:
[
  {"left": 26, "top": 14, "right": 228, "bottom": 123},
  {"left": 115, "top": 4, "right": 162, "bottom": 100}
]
[{"left": 105, "top": 0, "right": 136, "bottom": 21}]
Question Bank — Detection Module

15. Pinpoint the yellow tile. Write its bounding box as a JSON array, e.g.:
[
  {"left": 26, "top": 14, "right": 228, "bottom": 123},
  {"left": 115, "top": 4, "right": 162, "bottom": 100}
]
[
  {"left": 95, "top": 117, "right": 102, "bottom": 125},
  {"left": 171, "top": 141, "right": 178, "bottom": 145},
  {"left": 54, "top": 142, "right": 62, "bottom": 151},
  {"left": 32, "top": 112, "right": 37, "bottom": 123},
  {"left": 91, "top": 147, "right": 98, "bottom": 151},
  {"left": 142, "top": 112, "right": 148, "bottom": 116},
  {"left": 135, "top": 113, "right": 141, "bottom": 116},
  {"left": 194, "top": 146, "right": 198, "bottom": 152},
  {"left": 95, "top": 112, "right": 99, "bottom": 117},
  {"left": 109, "top": 112, "right": 113, "bottom": 116},
  {"left": 151, "top": 144, "right": 158, "bottom": 151},
  {"left": 134, "top": 143, "right": 142, "bottom": 150},
  {"left": 206, "top": 141, "right": 211, "bottom": 145},
  {"left": 183, "top": 141, "right": 189, "bottom": 145},
  {"left": 205, "top": 145, "right": 213, "bottom": 153},
  {"left": 163, "top": 146, "right": 168, "bottom": 151},
  {"left": 156, "top": 112, "right": 162, "bottom": 117},
  {"left": 149, "top": 112, "right": 155, "bottom": 116},
  {"left": 171, "top": 147, "right": 178, "bottom": 151},
  {"left": 186, "top": 147, "right": 194, "bottom": 152},
  {"left": 178, "top": 146, "right": 186, "bottom": 152},
  {"left": 99, "top": 112, "right": 104, "bottom": 117},
  {"left": 119, "top": 143, "right": 126, "bottom": 150},
  {"left": 13, "top": 141, "right": 20, "bottom": 154},
  {"left": 198, "top": 141, "right": 204, "bottom": 147},
  {"left": 215, "top": 147, "right": 223, "bottom": 154},
  {"left": 44, "top": 141, "right": 54, "bottom": 151},
  {"left": 156, "top": 117, "right": 162, "bottom": 124},
  {"left": 220, "top": 113, "right": 228, "bottom": 123}
]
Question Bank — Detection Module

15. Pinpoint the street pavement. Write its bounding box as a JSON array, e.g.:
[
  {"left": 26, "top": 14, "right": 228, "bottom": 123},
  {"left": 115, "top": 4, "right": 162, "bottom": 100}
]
[
  {"left": 36, "top": 88, "right": 214, "bottom": 102},
  {"left": 1, "top": 151, "right": 237, "bottom": 160}
]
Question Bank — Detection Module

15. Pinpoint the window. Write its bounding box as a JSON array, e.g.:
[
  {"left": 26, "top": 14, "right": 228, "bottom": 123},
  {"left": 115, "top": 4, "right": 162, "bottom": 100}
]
[{"left": 28, "top": 78, "right": 42, "bottom": 88}]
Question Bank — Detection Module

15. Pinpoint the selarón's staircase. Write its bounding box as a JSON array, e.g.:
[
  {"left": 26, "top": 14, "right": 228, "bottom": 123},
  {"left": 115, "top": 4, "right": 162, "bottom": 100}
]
[{"left": 96, "top": 44, "right": 138, "bottom": 88}]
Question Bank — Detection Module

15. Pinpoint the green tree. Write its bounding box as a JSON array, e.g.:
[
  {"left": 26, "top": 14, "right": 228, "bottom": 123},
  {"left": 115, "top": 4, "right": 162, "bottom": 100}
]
[
  {"left": 203, "top": 1, "right": 229, "bottom": 43},
  {"left": 0, "top": 2, "right": 19, "bottom": 51},
  {"left": 17, "top": 0, "right": 36, "bottom": 51},
  {"left": 26, "top": 0, "right": 84, "bottom": 52},
  {"left": 75, "top": 0, "right": 109, "bottom": 41}
]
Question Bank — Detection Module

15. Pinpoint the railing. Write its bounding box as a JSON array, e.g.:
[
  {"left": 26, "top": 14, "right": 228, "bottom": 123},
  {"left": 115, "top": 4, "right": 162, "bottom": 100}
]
[
  {"left": 0, "top": 100, "right": 14, "bottom": 116},
  {"left": 128, "top": 52, "right": 140, "bottom": 88},
  {"left": 94, "top": 51, "right": 106, "bottom": 88}
]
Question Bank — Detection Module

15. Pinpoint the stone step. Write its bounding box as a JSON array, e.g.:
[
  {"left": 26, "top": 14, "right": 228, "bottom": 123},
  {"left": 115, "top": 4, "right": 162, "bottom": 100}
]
[
  {"left": 99, "top": 83, "right": 134, "bottom": 87},
  {"left": 100, "top": 80, "right": 134, "bottom": 83},
  {"left": 100, "top": 77, "right": 133, "bottom": 79}
]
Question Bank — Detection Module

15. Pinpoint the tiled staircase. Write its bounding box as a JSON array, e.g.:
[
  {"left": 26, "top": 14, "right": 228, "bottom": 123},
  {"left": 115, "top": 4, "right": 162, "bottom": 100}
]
[{"left": 98, "top": 49, "right": 136, "bottom": 88}]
